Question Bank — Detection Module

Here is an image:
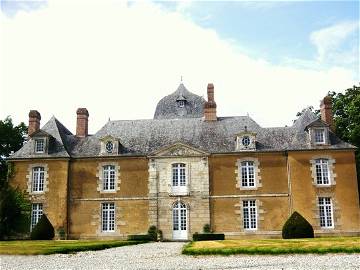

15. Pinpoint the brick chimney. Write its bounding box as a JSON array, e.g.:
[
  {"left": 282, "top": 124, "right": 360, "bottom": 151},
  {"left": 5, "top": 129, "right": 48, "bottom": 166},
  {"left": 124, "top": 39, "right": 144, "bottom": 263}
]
[
  {"left": 204, "top": 83, "right": 217, "bottom": 121},
  {"left": 76, "top": 108, "right": 89, "bottom": 137},
  {"left": 320, "top": 96, "right": 334, "bottom": 131},
  {"left": 28, "top": 110, "right": 41, "bottom": 136}
]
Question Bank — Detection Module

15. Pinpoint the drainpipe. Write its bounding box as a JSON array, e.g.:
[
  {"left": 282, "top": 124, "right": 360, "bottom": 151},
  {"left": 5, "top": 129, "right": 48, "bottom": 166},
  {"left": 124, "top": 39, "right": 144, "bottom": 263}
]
[
  {"left": 66, "top": 159, "right": 71, "bottom": 239},
  {"left": 285, "top": 151, "right": 293, "bottom": 215}
]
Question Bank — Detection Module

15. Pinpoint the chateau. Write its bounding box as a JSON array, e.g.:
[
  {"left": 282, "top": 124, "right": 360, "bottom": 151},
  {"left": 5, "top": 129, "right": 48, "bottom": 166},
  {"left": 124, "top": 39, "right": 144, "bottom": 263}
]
[{"left": 8, "top": 83, "right": 360, "bottom": 240}]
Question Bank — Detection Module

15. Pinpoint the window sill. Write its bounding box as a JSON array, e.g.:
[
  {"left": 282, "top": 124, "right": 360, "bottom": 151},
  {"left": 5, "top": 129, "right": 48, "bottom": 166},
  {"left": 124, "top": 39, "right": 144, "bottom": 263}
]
[{"left": 169, "top": 192, "right": 190, "bottom": 197}]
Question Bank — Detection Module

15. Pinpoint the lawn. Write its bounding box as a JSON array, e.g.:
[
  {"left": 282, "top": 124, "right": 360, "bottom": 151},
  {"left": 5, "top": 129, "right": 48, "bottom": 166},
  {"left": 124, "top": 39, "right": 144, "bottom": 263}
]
[
  {"left": 0, "top": 240, "right": 146, "bottom": 255},
  {"left": 182, "top": 237, "right": 360, "bottom": 255}
]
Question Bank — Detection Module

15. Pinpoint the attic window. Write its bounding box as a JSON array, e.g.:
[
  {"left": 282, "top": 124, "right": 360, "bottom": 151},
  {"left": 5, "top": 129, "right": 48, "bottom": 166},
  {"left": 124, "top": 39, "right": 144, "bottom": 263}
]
[
  {"left": 35, "top": 139, "right": 45, "bottom": 153},
  {"left": 314, "top": 129, "right": 325, "bottom": 144},
  {"left": 242, "top": 136, "right": 251, "bottom": 147},
  {"left": 105, "top": 141, "right": 114, "bottom": 153},
  {"left": 178, "top": 100, "right": 185, "bottom": 108}
]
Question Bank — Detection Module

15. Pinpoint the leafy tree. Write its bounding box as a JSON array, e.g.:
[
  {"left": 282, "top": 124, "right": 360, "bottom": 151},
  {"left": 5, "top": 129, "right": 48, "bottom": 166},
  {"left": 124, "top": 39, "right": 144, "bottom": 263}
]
[
  {"left": 329, "top": 85, "right": 360, "bottom": 188},
  {"left": 0, "top": 117, "right": 29, "bottom": 239}
]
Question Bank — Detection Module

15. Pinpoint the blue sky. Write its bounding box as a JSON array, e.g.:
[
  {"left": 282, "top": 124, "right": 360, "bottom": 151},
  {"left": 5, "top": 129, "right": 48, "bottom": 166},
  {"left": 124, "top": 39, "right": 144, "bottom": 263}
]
[
  {"left": 157, "top": 1, "right": 359, "bottom": 75},
  {"left": 0, "top": 1, "right": 359, "bottom": 131}
]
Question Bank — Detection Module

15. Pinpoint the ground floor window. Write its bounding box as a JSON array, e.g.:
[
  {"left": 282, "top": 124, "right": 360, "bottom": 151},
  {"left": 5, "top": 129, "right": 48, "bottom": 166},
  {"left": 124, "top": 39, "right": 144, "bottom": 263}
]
[
  {"left": 243, "top": 200, "right": 257, "bottom": 230},
  {"left": 102, "top": 202, "right": 115, "bottom": 232},
  {"left": 31, "top": 203, "right": 43, "bottom": 230},
  {"left": 319, "top": 197, "right": 334, "bottom": 228}
]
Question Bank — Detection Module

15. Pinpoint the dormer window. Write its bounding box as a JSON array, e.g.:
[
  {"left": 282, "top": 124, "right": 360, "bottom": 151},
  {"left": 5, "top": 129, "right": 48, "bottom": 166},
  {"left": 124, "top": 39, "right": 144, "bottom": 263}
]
[
  {"left": 242, "top": 136, "right": 251, "bottom": 147},
  {"left": 105, "top": 141, "right": 114, "bottom": 153},
  {"left": 314, "top": 129, "right": 325, "bottom": 144},
  {"left": 35, "top": 139, "right": 45, "bottom": 153},
  {"left": 178, "top": 100, "right": 185, "bottom": 108}
]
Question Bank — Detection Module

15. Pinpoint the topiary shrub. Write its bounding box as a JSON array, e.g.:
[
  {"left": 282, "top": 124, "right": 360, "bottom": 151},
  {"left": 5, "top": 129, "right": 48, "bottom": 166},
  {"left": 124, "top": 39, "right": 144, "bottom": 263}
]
[
  {"left": 30, "top": 214, "right": 55, "bottom": 240},
  {"left": 147, "top": 225, "right": 158, "bottom": 241},
  {"left": 203, "top": 224, "right": 211, "bottom": 233},
  {"left": 282, "top": 211, "right": 314, "bottom": 239}
]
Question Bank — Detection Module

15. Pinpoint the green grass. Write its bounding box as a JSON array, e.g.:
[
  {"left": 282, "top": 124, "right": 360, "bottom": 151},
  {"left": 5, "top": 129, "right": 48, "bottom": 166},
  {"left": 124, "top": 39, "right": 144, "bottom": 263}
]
[
  {"left": 0, "top": 240, "right": 147, "bottom": 255},
  {"left": 182, "top": 237, "right": 360, "bottom": 256}
]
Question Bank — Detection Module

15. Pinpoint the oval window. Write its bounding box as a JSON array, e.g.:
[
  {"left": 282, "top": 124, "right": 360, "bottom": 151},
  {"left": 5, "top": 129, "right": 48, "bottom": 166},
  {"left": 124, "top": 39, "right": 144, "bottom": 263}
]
[
  {"left": 105, "top": 141, "right": 114, "bottom": 153},
  {"left": 242, "top": 136, "right": 251, "bottom": 147}
]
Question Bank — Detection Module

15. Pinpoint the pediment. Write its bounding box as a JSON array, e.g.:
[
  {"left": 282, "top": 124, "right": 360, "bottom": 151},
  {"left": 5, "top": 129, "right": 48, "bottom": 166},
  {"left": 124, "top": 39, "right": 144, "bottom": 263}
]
[
  {"left": 305, "top": 118, "right": 329, "bottom": 130},
  {"left": 150, "top": 143, "right": 208, "bottom": 157},
  {"left": 30, "top": 129, "right": 52, "bottom": 138},
  {"left": 99, "top": 135, "right": 119, "bottom": 142}
]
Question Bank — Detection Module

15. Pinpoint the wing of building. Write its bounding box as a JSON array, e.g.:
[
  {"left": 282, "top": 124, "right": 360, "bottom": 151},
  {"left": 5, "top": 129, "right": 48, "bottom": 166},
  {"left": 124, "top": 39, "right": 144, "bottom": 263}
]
[{"left": 8, "top": 83, "right": 359, "bottom": 240}]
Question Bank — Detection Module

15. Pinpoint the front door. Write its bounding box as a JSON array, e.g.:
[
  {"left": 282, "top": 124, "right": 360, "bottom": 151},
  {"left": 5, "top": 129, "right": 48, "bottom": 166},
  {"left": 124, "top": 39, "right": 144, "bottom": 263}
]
[{"left": 172, "top": 201, "right": 187, "bottom": 240}]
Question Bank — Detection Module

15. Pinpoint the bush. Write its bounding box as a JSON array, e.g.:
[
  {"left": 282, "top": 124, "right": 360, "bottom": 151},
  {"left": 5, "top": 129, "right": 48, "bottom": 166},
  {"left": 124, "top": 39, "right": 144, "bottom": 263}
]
[
  {"left": 30, "top": 214, "right": 55, "bottom": 240},
  {"left": 127, "top": 234, "right": 153, "bottom": 241},
  {"left": 282, "top": 211, "right": 314, "bottom": 239},
  {"left": 193, "top": 233, "right": 225, "bottom": 241},
  {"left": 148, "top": 225, "right": 158, "bottom": 241},
  {"left": 58, "top": 227, "right": 66, "bottom": 240},
  {"left": 203, "top": 224, "right": 211, "bottom": 233}
]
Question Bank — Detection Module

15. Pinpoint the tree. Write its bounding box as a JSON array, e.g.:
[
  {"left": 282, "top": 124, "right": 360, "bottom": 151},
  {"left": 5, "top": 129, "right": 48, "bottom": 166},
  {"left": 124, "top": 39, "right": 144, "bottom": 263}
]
[
  {"left": 282, "top": 211, "right": 314, "bottom": 239},
  {"left": 0, "top": 117, "right": 29, "bottom": 239},
  {"left": 329, "top": 85, "right": 360, "bottom": 189}
]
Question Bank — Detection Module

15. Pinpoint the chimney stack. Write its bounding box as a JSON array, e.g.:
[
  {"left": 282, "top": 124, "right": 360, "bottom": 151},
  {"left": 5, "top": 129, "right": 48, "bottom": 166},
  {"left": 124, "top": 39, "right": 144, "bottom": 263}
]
[
  {"left": 204, "top": 83, "right": 217, "bottom": 121},
  {"left": 76, "top": 108, "right": 89, "bottom": 137},
  {"left": 28, "top": 110, "right": 41, "bottom": 136},
  {"left": 320, "top": 96, "right": 334, "bottom": 131}
]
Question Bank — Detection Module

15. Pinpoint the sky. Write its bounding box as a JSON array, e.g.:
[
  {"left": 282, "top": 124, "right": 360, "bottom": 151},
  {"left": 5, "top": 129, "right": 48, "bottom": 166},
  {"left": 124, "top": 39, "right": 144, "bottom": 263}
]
[{"left": 0, "top": 0, "right": 359, "bottom": 134}]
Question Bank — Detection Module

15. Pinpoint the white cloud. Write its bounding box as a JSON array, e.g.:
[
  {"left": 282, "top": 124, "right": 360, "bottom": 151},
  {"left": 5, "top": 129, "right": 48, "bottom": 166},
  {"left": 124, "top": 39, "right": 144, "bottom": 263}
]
[
  {"left": 310, "top": 21, "right": 358, "bottom": 63},
  {"left": 0, "top": 0, "right": 357, "bottom": 134}
]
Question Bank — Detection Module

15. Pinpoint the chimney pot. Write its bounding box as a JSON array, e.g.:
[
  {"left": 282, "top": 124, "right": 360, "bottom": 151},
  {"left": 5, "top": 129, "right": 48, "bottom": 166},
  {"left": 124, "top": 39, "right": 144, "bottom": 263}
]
[
  {"left": 76, "top": 108, "right": 89, "bottom": 137},
  {"left": 28, "top": 110, "right": 41, "bottom": 136}
]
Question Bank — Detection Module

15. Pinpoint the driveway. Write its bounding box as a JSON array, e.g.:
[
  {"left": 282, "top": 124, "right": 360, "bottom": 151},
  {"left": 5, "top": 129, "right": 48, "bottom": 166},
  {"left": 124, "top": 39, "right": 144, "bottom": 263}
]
[{"left": 1, "top": 242, "right": 359, "bottom": 270}]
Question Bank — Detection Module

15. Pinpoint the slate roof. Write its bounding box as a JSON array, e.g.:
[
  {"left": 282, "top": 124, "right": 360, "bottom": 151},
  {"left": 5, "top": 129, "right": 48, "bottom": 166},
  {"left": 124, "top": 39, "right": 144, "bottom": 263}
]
[
  {"left": 154, "top": 83, "right": 206, "bottom": 119},
  {"left": 10, "top": 91, "right": 356, "bottom": 160}
]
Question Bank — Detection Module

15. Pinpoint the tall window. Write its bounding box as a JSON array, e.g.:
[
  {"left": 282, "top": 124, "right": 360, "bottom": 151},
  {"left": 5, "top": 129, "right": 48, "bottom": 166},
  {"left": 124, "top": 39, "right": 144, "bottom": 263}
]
[
  {"left": 314, "top": 129, "right": 325, "bottom": 144},
  {"left": 243, "top": 200, "right": 257, "bottom": 230},
  {"left": 318, "top": 197, "right": 334, "bottom": 228},
  {"left": 173, "top": 201, "right": 187, "bottom": 231},
  {"left": 35, "top": 139, "right": 45, "bottom": 153},
  {"left": 103, "top": 165, "right": 115, "bottom": 191},
  {"left": 241, "top": 161, "right": 255, "bottom": 187},
  {"left": 102, "top": 203, "right": 115, "bottom": 232},
  {"left": 31, "top": 203, "right": 43, "bottom": 230},
  {"left": 32, "top": 167, "right": 45, "bottom": 192},
  {"left": 172, "top": 163, "right": 186, "bottom": 187},
  {"left": 315, "top": 159, "right": 330, "bottom": 185}
]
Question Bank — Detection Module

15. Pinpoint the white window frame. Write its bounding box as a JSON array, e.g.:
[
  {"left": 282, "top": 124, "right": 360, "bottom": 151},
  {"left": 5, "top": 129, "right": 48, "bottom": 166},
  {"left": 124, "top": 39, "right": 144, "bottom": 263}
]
[
  {"left": 32, "top": 166, "right": 45, "bottom": 192},
  {"left": 102, "top": 165, "right": 116, "bottom": 191},
  {"left": 171, "top": 163, "right": 187, "bottom": 194},
  {"left": 314, "top": 129, "right": 325, "bottom": 144},
  {"left": 243, "top": 200, "right": 257, "bottom": 230},
  {"left": 35, "top": 138, "right": 45, "bottom": 153},
  {"left": 31, "top": 203, "right": 43, "bottom": 230},
  {"left": 240, "top": 161, "right": 255, "bottom": 188},
  {"left": 102, "top": 203, "right": 115, "bottom": 232},
  {"left": 178, "top": 100, "right": 185, "bottom": 108},
  {"left": 318, "top": 197, "right": 334, "bottom": 229},
  {"left": 315, "top": 159, "right": 330, "bottom": 185}
]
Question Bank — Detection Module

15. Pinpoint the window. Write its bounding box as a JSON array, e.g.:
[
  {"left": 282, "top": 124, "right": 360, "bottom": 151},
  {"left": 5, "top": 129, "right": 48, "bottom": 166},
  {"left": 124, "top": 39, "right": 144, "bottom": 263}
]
[
  {"left": 178, "top": 100, "right": 185, "bottom": 108},
  {"left": 105, "top": 141, "right": 113, "bottom": 153},
  {"left": 171, "top": 163, "right": 187, "bottom": 194},
  {"left": 31, "top": 203, "right": 43, "bottom": 230},
  {"left": 242, "top": 136, "right": 251, "bottom": 147},
  {"left": 243, "top": 200, "right": 257, "bottom": 230},
  {"left": 318, "top": 197, "right": 334, "bottom": 228},
  {"left": 35, "top": 139, "right": 45, "bottom": 153},
  {"left": 32, "top": 167, "right": 45, "bottom": 192},
  {"left": 315, "top": 159, "right": 330, "bottom": 185},
  {"left": 241, "top": 161, "right": 255, "bottom": 187},
  {"left": 314, "top": 129, "right": 325, "bottom": 144},
  {"left": 102, "top": 203, "right": 115, "bottom": 232},
  {"left": 103, "top": 165, "right": 115, "bottom": 191}
]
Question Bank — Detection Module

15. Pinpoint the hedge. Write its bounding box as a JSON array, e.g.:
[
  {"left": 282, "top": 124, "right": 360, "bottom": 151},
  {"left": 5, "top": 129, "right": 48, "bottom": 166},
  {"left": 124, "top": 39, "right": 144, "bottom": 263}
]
[{"left": 193, "top": 233, "right": 225, "bottom": 241}]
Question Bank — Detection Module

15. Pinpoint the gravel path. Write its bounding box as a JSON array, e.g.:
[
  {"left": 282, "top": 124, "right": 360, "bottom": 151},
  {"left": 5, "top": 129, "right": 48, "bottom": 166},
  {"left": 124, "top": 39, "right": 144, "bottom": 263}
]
[{"left": 1, "top": 242, "right": 359, "bottom": 270}]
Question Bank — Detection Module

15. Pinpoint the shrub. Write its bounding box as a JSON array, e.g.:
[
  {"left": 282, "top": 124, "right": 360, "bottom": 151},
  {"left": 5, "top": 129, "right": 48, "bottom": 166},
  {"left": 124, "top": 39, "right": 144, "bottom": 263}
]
[
  {"left": 282, "top": 211, "right": 314, "bottom": 239},
  {"left": 203, "top": 224, "right": 211, "bottom": 233},
  {"left": 30, "top": 214, "right": 55, "bottom": 240},
  {"left": 58, "top": 227, "right": 66, "bottom": 240},
  {"left": 148, "top": 225, "right": 158, "bottom": 241},
  {"left": 127, "top": 234, "right": 153, "bottom": 241},
  {"left": 193, "top": 233, "right": 225, "bottom": 241}
]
